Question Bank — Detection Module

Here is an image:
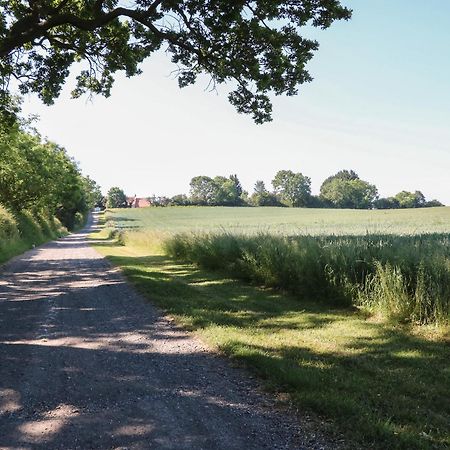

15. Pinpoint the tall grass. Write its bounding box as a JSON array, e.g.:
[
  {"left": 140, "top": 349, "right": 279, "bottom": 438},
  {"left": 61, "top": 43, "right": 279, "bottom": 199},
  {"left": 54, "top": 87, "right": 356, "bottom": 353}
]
[
  {"left": 0, "top": 205, "right": 66, "bottom": 264},
  {"left": 164, "top": 232, "right": 450, "bottom": 326}
]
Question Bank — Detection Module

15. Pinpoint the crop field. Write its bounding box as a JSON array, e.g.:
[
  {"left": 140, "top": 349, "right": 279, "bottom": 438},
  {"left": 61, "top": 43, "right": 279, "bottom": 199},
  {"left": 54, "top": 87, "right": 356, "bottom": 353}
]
[
  {"left": 107, "top": 205, "right": 450, "bottom": 235},
  {"left": 96, "top": 206, "right": 450, "bottom": 450}
]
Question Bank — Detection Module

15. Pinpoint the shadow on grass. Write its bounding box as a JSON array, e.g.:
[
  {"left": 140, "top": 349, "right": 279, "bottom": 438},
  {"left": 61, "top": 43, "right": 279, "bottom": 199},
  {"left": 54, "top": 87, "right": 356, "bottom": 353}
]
[
  {"left": 111, "top": 216, "right": 137, "bottom": 222},
  {"left": 105, "top": 252, "right": 450, "bottom": 450},
  {"left": 113, "top": 254, "right": 349, "bottom": 328},
  {"left": 1, "top": 244, "right": 307, "bottom": 449}
]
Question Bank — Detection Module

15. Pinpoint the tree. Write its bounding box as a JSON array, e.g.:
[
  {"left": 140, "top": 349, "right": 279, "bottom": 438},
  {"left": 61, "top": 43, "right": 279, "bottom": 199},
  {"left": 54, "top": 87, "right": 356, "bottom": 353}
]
[
  {"left": 106, "top": 187, "right": 127, "bottom": 208},
  {"left": 51, "top": 147, "right": 90, "bottom": 228},
  {"left": 215, "top": 179, "right": 239, "bottom": 206},
  {"left": 250, "top": 180, "right": 280, "bottom": 206},
  {"left": 425, "top": 199, "right": 444, "bottom": 207},
  {"left": 170, "top": 194, "right": 190, "bottom": 206},
  {"left": 254, "top": 180, "right": 267, "bottom": 196},
  {"left": 320, "top": 170, "right": 378, "bottom": 209},
  {"left": 272, "top": 170, "right": 311, "bottom": 207},
  {"left": 321, "top": 169, "right": 359, "bottom": 187},
  {"left": 0, "top": 121, "right": 98, "bottom": 228},
  {"left": 82, "top": 176, "right": 103, "bottom": 209},
  {"left": 0, "top": 1, "right": 351, "bottom": 123},
  {"left": 215, "top": 175, "right": 245, "bottom": 206},
  {"left": 149, "top": 195, "right": 170, "bottom": 206},
  {"left": 394, "top": 190, "right": 426, "bottom": 209},
  {"left": 189, "top": 176, "right": 217, "bottom": 205},
  {"left": 229, "top": 175, "right": 243, "bottom": 198},
  {"left": 373, "top": 197, "right": 399, "bottom": 210},
  {"left": 373, "top": 193, "right": 443, "bottom": 209},
  {"left": 189, "top": 175, "right": 244, "bottom": 206},
  {"left": 308, "top": 195, "right": 325, "bottom": 208}
]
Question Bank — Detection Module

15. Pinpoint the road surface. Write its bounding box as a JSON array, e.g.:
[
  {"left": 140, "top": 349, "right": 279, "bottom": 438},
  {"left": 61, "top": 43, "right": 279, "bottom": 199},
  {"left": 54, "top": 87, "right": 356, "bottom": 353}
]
[{"left": 0, "top": 219, "right": 337, "bottom": 449}]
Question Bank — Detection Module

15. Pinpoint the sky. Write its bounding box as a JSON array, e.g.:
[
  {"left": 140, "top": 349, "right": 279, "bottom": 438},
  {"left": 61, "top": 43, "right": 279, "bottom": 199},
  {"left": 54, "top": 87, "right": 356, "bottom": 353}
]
[{"left": 20, "top": 0, "right": 450, "bottom": 204}]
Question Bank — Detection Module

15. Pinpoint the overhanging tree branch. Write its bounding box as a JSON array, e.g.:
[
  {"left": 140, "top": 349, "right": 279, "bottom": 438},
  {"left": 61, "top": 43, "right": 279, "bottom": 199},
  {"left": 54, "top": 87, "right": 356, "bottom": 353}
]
[{"left": 0, "top": 1, "right": 352, "bottom": 123}]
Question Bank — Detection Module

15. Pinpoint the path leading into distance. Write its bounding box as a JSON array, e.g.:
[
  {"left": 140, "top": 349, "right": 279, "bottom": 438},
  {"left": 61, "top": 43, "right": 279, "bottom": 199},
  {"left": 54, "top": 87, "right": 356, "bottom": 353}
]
[{"left": 0, "top": 218, "right": 337, "bottom": 450}]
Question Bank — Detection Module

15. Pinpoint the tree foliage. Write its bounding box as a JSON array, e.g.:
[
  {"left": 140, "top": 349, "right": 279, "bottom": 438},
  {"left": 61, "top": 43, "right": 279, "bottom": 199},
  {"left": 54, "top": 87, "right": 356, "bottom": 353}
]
[
  {"left": 185, "top": 170, "right": 444, "bottom": 209},
  {"left": 424, "top": 199, "right": 444, "bottom": 208},
  {"left": 189, "top": 174, "right": 245, "bottom": 206},
  {"left": 0, "top": 1, "right": 351, "bottom": 123},
  {"left": 229, "top": 174, "right": 243, "bottom": 198},
  {"left": 374, "top": 192, "right": 443, "bottom": 210},
  {"left": 321, "top": 169, "right": 359, "bottom": 187},
  {"left": 189, "top": 176, "right": 217, "bottom": 205},
  {"left": 373, "top": 197, "right": 399, "bottom": 210},
  {"left": 393, "top": 190, "right": 426, "bottom": 209},
  {"left": 83, "top": 176, "right": 103, "bottom": 209},
  {"left": 272, "top": 170, "right": 311, "bottom": 207},
  {"left": 250, "top": 180, "right": 280, "bottom": 206},
  {"left": 106, "top": 187, "right": 127, "bottom": 208},
  {"left": 169, "top": 194, "right": 190, "bottom": 206},
  {"left": 320, "top": 170, "right": 378, "bottom": 209},
  {"left": 0, "top": 121, "right": 99, "bottom": 229}
]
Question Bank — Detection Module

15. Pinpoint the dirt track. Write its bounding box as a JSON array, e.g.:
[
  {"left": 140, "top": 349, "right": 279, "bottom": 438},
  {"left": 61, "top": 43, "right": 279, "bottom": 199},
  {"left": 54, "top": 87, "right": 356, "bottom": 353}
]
[{"left": 0, "top": 218, "right": 337, "bottom": 449}]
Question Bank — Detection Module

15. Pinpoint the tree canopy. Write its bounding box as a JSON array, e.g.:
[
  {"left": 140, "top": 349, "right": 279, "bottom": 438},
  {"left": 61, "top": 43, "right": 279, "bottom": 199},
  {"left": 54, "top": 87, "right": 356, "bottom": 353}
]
[
  {"left": 320, "top": 170, "right": 378, "bottom": 209},
  {"left": 250, "top": 180, "right": 280, "bottom": 206},
  {"left": 0, "top": 1, "right": 351, "bottom": 123},
  {"left": 272, "top": 170, "right": 311, "bottom": 207},
  {"left": 106, "top": 187, "right": 127, "bottom": 208},
  {"left": 394, "top": 190, "right": 426, "bottom": 209},
  {"left": 111, "top": 169, "right": 444, "bottom": 210},
  {"left": 0, "top": 121, "right": 100, "bottom": 229},
  {"left": 189, "top": 174, "right": 245, "bottom": 206}
]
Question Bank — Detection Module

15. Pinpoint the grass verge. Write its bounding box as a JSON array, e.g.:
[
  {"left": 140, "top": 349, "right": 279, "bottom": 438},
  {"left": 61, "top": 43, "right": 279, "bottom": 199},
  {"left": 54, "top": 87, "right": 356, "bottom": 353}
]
[
  {"left": 0, "top": 205, "right": 66, "bottom": 264},
  {"left": 91, "top": 223, "right": 450, "bottom": 450}
]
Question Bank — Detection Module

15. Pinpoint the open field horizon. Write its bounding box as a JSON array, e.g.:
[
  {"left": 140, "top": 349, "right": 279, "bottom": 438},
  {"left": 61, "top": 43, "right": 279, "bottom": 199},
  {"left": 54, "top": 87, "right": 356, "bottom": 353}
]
[{"left": 107, "top": 205, "right": 450, "bottom": 236}]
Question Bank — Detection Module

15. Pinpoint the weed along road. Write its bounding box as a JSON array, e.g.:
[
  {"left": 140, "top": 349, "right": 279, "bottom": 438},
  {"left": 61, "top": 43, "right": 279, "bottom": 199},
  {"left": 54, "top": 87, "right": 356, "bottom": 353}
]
[{"left": 0, "top": 221, "right": 335, "bottom": 450}]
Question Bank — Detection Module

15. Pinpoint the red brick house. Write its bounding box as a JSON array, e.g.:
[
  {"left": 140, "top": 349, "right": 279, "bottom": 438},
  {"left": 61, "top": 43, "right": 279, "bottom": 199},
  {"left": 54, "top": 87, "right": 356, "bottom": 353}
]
[{"left": 127, "top": 196, "right": 151, "bottom": 208}]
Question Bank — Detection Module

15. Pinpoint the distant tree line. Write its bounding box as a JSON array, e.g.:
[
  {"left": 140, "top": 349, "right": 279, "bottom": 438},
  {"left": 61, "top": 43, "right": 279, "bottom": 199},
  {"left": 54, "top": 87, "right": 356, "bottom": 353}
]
[
  {"left": 106, "top": 169, "right": 444, "bottom": 210},
  {"left": 0, "top": 118, "right": 102, "bottom": 229}
]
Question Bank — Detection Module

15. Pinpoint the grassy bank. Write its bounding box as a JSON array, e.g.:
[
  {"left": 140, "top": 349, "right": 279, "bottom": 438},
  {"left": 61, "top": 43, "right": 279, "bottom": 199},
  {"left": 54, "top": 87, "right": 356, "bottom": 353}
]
[
  {"left": 92, "top": 221, "right": 450, "bottom": 450},
  {"left": 0, "top": 205, "right": 66, "bottom": 264}
]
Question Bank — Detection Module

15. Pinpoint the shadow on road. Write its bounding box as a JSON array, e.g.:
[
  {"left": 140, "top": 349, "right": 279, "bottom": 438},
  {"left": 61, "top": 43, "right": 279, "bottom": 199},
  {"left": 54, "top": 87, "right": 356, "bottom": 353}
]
[{"left": 0, "top": 226, "right": 305, "bottom": 449}]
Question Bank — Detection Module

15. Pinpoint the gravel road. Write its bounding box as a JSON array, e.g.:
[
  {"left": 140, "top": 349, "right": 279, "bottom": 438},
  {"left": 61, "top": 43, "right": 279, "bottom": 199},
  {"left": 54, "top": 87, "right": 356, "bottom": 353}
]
[{"left": 0, "top": 218, "right": 339, "bottom": 449}]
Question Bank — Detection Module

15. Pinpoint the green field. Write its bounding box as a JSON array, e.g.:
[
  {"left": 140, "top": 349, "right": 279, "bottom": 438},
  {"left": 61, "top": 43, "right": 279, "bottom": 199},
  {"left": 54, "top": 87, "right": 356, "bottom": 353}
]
[
  {"left": 95, "top": 206, "right": 450, "bottom": 450},
  {"left": 107, "top": 206, "right": 450, "bottom": 235}
]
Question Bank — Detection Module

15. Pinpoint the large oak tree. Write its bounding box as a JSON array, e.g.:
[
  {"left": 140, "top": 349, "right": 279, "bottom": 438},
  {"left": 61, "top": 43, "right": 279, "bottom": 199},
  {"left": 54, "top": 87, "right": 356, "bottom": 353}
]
[{"left": 0, "top": 1, "right": 351, "bottom": 123}]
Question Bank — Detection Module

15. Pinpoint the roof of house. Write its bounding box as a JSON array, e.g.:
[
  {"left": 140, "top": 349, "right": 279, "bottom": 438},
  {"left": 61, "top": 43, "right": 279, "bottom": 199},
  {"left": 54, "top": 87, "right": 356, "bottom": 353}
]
[
  {"left": 125, "top": 196, "right": 151, "bottom": 207},
  {"left": 135, "top": 197, "right": 151, "bottom": 208}
]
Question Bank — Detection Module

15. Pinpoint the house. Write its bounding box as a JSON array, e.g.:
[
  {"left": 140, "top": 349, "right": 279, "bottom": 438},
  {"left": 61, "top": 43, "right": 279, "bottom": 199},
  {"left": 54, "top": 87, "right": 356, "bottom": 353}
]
[
  {"left": 126, "top": 195, "right": 151, "bottom": 208},
  {"left": 134, "top": 197, "right": 151, "bottom": 208}
]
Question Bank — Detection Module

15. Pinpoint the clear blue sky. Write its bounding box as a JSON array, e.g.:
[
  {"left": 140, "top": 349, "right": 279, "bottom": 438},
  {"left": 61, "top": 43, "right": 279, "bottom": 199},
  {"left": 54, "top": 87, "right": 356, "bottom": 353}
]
[{"left": 21, "top": 0, "right": 450, "bottom": 204}]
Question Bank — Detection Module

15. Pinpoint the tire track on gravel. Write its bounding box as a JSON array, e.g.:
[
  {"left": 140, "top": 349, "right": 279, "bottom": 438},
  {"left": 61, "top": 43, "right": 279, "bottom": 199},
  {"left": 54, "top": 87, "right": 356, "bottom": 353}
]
[{"left": 0, "top": 216, "right": 341, "bottom": 450}]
